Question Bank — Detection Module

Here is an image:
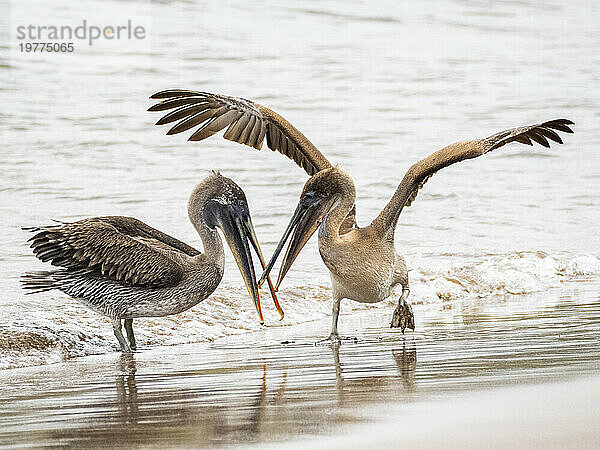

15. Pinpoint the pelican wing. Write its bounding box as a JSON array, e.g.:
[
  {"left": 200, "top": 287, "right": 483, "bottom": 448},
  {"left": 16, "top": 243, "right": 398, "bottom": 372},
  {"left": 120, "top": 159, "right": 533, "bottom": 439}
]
[
  {"left": 149, "top": 90, "right": 332, "bottom": 176},
  {"left": 24, "top": 216, "right": 196, "bottom": 288},
  {"left": 97, "top": 216, "right": 200, "bottom": 257},
  {"left": 372, "top": 119, "right": 574, "bottom": 234}
]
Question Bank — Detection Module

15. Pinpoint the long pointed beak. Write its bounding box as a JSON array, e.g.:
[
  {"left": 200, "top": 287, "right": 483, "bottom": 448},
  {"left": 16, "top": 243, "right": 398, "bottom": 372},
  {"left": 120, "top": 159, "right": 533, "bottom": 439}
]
[
  {"left": 258, "top": 196, "right": 333, "bottom": 290},
  {"left": 243, "top": 218, "right": 284, "bottom": 320},
  {"left": 258, "top": 202, "right": 305, "bottom": 289},
  {"left": 217, "top": 210, "right": 264, "bottom": 324}
]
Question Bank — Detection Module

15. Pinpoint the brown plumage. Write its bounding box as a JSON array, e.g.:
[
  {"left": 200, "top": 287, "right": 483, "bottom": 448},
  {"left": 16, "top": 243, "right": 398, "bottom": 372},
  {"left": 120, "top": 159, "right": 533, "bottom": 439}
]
[
  {"left": 22, "top": 173, "right": 282, "bottom": 352},
  {"left": 149, "top": 90, "right": 332, "bottom": 176},
  {"left": 372, "top": 119, "right": 575, "bottom": 234},
  {"left": 150, "top": 89, "right": 574, "bottom": 341},
  {"left": 25, "top": 217, "right": 196, "bottom": 289},
  {"left": 149, "top": 90, "right": 358, "bottom": 230}
]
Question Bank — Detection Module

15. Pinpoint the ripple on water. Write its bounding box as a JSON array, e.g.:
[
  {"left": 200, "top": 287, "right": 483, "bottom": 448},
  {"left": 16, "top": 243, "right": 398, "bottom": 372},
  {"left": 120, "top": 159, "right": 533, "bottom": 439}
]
[{"left": 1, "top": 252, "right": 597, "bottom": 370}]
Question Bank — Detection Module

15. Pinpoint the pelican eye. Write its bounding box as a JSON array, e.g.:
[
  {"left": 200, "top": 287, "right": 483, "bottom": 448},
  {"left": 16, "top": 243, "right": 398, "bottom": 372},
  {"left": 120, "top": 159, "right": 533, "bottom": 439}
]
[
  {"left": 231, "top": 200, "right": 250, "bottom": 217},
  {"left": 300, "top": 191, "right": 321, "bottom": 206}
]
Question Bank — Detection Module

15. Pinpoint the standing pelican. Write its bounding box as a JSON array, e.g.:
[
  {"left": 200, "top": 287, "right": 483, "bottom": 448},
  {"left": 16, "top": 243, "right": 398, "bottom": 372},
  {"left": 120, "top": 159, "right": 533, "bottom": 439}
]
[
  {"left": 149, "top": 89, "right": 574, "bottom": 341},
  {"left": 21, "top": 172, "right": 282, "bottom": 352}
]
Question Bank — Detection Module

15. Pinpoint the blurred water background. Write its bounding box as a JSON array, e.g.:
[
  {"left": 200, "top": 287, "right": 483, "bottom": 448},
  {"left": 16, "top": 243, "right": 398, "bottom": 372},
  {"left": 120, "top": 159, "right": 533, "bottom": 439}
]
[{"left": 1, "top": 0, "right": 599, "bottom": 368}]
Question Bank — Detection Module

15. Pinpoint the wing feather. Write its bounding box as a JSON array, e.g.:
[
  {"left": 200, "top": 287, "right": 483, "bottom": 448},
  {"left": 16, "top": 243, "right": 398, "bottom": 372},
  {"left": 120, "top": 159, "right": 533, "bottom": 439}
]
[
  {"left": 224, "top": 111, "right": 251, "bottom": 142},
  {"left": 372, "top": 119, "right": 574, "bottom": 234},
  {"left": 167, "top": 108, "right": 221, "bottom": 135},
  {"left": 248, "top": 117, "right": 262, "bottom": 148},
  {"left": 238, "top": 114, "right": 257, "bottom": 144},
  {"left": 255, "top": 121, "right": 267, "bottom": 149},
  {"left": 24, "top": 216, "right": 198, "bottom": 288},
  {"left": 155, "top": 103, "right": 212, "bottom": 125},
  {"left": 150, "top": 90, "right": 332, "bottom": 176},
  {"left": 189, "top": 109, "right": 243, "bottom": 141}
]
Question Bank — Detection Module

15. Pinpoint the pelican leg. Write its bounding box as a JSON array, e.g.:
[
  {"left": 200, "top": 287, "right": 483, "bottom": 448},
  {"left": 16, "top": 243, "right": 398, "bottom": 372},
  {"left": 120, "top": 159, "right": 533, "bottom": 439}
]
[
  {"left": 112, "top": 319, "right": 132, "bottom": 353},
  {"left": 319, "top": 298, "right": 342, "bottom": 343},
  {"left": 124, "top": 319, "right": 137, "bottom": 350},
  {"left": 391, "top": 287, "right": 415, "bottom": 333}
]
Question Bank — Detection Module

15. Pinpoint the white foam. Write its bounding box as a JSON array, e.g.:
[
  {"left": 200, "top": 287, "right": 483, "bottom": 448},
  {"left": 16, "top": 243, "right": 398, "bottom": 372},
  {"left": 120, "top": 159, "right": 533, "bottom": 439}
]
[
  {"left": 564, "top": 255, "right": 600, "bottom": 276},
  {"left": 406, "top": 252, "right": 600, "bottom": 305},
  {"left": 2, "top": 252, "right": 598, "bottom": 370}
]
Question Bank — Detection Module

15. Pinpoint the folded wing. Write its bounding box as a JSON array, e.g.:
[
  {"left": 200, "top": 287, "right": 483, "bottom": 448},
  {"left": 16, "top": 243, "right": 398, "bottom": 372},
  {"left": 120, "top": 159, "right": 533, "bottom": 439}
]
[{"left": 24, "top": 216, "right": 198, "bottom": 288}]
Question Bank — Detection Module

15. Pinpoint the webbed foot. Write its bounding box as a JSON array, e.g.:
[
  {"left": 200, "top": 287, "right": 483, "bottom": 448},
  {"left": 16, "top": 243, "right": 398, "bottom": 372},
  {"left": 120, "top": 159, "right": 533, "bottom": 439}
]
[{"left": 391, "top": 298, "right": 415, "bottom": 333}]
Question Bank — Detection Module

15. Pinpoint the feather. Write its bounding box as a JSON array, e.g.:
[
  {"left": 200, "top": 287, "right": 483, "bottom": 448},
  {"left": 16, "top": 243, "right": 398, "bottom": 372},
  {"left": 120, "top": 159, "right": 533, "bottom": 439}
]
[{"left": 150, "top": 89, "right": 332, "bottom": 176}]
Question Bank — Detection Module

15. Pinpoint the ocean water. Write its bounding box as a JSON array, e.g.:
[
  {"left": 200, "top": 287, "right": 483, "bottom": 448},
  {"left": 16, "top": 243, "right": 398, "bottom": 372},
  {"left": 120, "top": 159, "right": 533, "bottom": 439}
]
[
  {"left": 0, "top": 288, "right": 599, "bottom": 447},
  {"left": 1, "top": 0, "right": 599, "bottom": 369}
]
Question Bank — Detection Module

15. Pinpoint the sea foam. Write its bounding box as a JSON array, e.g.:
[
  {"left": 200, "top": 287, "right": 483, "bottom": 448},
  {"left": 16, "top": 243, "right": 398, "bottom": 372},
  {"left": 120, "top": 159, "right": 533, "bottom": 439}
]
[{"left": 1, "top": 252, "right": 598, "bottom": 370}]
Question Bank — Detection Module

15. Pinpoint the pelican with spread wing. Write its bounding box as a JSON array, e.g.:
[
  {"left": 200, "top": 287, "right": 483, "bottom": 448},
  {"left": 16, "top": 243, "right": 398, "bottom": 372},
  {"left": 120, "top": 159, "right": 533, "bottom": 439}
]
[
  {"left": 22, "top": 172, "right": 281, "bottom": 352},
  {"left": 149, "top": 89, "right": 573, "bottom": 342}
]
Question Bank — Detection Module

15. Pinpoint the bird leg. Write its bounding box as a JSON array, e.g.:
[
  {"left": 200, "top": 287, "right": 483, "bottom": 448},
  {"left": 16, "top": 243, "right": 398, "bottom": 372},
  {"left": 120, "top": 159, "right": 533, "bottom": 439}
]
[
  {"left": 318, "top": 298, "right": 342, "bottom": 344},
  {"left": 112, "top": 319, "right": 132, "bottom": 353},
  {"left": 124, "top": 319, "right": 137, "bottom": 350},
  {"left": 391, "top": 287, "right": 415, "bottom": 333}
]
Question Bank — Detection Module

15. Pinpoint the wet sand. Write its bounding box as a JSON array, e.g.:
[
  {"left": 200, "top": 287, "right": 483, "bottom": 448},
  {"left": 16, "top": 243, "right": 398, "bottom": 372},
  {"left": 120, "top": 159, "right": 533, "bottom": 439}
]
[
  {"left": 278, "top": 376, "right": 600, "bottom": 449},
  {"left": 0, "top": 281, "right": 598, "bottom": 448}
]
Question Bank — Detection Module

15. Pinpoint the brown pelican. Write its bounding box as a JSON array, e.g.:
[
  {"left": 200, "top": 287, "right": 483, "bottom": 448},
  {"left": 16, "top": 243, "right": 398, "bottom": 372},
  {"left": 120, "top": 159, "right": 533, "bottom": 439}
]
[
  {"left": 148, "top": 89, "right": 574, "bottom": 341},
  {"left": 21, "top": 172, "right": 282, "bottom": 352}
]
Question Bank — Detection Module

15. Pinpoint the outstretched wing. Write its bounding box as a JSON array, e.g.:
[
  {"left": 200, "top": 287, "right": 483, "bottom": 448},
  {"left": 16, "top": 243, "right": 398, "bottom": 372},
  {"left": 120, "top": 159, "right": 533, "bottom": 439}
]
[
  {"left": 371, "top": 119, "right": 574, "bottom": 234},
  {"left": 149, "top": 89, "right": 332, "bottom": 176},
  {"left": 24, "top": 216, "right": 197, "bottom": 288}
]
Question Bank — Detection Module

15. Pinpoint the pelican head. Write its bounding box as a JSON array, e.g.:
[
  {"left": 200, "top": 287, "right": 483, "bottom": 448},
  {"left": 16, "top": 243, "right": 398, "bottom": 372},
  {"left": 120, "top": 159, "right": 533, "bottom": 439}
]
[
  {"left": 189, "top": 172, "right": 281, "bottom": 323},
  {"left": 259, "top": 167, "right": 355, "bottom": 290}
]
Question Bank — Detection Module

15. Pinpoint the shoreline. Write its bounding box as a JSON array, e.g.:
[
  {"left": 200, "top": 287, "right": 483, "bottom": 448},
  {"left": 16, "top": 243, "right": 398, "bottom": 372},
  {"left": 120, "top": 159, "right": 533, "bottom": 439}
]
[
  {"left": 0, "top": 284, "right": 598, "bottom": 448},
  {"left": 3, "top": 273, "right": 598, "bottom": 372},
  {"left": 263, "top": 375, "right": 600, "bottom": 450}
]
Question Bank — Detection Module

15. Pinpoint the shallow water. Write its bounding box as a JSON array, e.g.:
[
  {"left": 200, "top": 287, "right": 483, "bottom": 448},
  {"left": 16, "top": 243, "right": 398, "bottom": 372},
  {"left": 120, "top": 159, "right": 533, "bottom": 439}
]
[
  {"left": 0, "top": 282, "right": 598, "bottom": 447},
  {"left": 1, "top": 0, "right": 599, "bottom": 367}
]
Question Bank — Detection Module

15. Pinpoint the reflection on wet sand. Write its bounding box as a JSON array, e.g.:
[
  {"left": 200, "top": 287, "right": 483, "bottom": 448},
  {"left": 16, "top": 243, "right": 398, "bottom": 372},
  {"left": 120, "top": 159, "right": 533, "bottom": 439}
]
[
  {"left": 331, "top": 342, "right": 418, "bottom": 405},
  {"left": 0, "top": 288, "right": 598, "bottom": 448},
  {"left": 115, "top": 354, "right": 138, "bottom": 426},
  {"left": 100, "top": 356, "right": 293, "bottom": 446},
  {"left": 25, "top": 340, "right": 422, "bottom": 447},
  {"left": 104, "top": 344, "right": 416, "bottom": 445},
  {"left": 392, "top": 344, "right": 417, "bottom": 392}
]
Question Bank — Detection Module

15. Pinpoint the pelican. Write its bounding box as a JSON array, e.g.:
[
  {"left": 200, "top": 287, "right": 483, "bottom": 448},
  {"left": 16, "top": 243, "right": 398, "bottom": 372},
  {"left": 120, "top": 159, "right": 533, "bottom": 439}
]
[
  {"left": 21, "top": 172, "right": 282, "bottom": 352},
  {"left": 149, "top": 89, "right": 574, "bottom": 341}
]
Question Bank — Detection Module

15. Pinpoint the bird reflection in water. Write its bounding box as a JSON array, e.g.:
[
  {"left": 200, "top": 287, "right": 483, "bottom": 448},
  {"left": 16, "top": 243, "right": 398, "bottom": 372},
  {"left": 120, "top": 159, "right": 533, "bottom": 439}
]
[
  {"left": 245, "top": 363, "right": 268, "bottom": 439},
  {"left": 245, "top": 363, "right": 288, "bottom": 440},
  {"left": 115, "top": 353, "right": 139, "bottom": 425},
  {"left": 107, "top": 344, "right": 413, "bottom": 443},
  {"left": 392, "top": 343, "right": 417, "bottom": 392},
  {"left": 111, "top": 353, "right": 290, "bottom": 442},
  {"left": 330, "top": 341, "right": 418, "bottom": 405}
]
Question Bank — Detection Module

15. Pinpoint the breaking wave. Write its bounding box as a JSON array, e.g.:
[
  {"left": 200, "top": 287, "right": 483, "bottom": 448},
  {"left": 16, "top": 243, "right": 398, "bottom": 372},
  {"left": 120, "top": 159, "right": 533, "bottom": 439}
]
[
  {"left": 1, "top": 252, "right": 598, "bottom": 370},
  {"left": 409, "top": 252, "right": 600, "bottom": 303}
]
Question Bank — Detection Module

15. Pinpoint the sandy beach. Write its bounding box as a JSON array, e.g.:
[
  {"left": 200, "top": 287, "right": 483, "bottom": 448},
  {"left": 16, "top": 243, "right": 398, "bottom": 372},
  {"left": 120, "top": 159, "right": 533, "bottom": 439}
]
[
  {"left": 3, "top": 0, "right": 600, "bottom": 448},
  {"left": 276, "top": 377, "right": 600, "bottom": 449},
  {"left": 1, "top": 281, "right": 598, "bottom": 448}
]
